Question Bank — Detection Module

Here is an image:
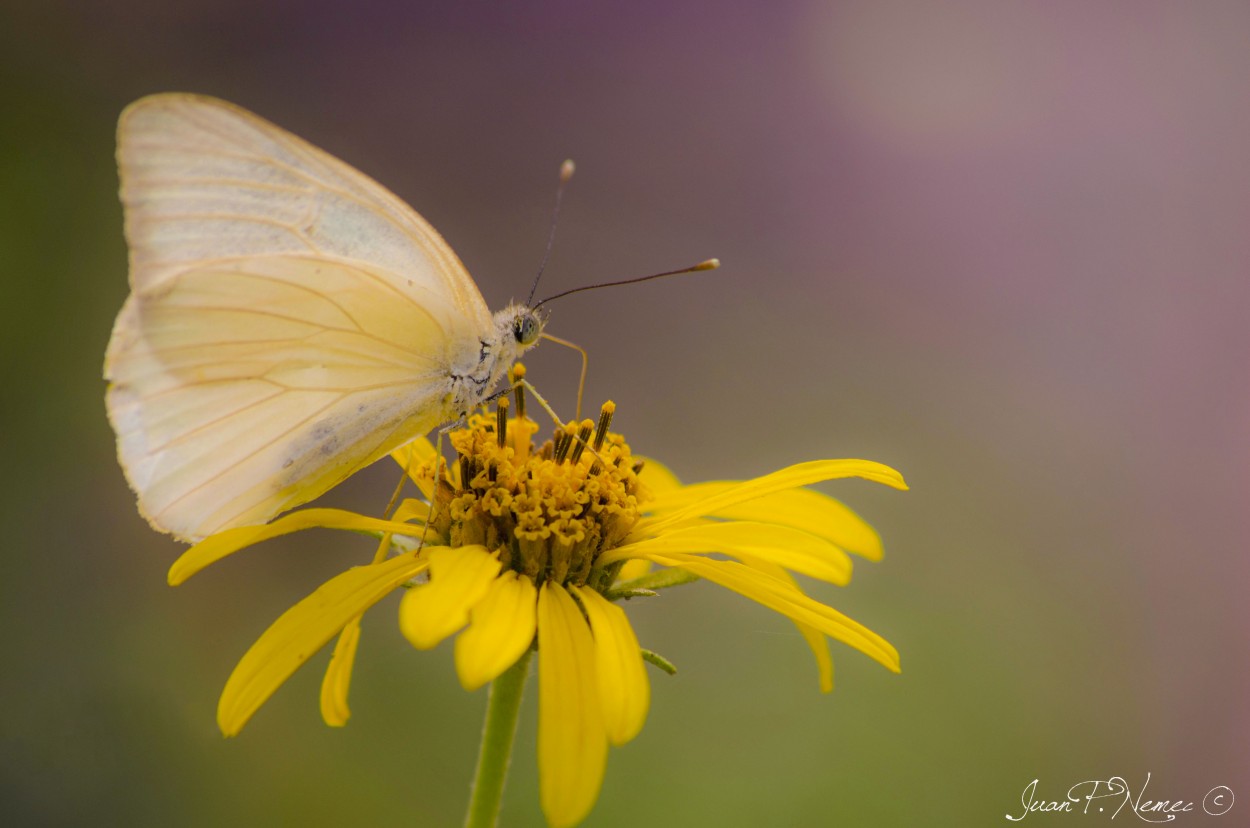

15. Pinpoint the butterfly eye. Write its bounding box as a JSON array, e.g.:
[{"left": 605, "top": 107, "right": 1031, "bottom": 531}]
[{"left": 514, "top": 313, "right": 541, "bottom": 345}]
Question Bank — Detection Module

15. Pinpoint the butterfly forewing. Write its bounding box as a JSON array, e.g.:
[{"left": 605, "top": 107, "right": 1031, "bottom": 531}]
[{"left": 117, "top": 94, "right": 488, "bottom": 320}]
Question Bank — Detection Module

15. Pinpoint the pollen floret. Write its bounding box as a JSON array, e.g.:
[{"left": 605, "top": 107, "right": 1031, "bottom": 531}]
[{"left": 419, "top": 402, "right": 650, "bottom": 588}]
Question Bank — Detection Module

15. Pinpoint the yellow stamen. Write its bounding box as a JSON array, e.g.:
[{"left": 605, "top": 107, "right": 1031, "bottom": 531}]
[
  {"left": 568, "top": 419, "right": 594, "bottom": 464},
  {"left": 510, "top": 363, "right": 528, "bottom": 422},
  {"left": 496, "top": 396, "right": 509, "bottom": 449},
  {"left": 593, "top": 402, "right": 615, "bottom": 452},
  {"left": 413, "top": 403, "right": 648, "bottom": 588},
  {"left": 590, "top": 402, "right": 616, "bottom": 473},
  {"left": 553, "top": 422, "right": 577, "bottom": 464}
]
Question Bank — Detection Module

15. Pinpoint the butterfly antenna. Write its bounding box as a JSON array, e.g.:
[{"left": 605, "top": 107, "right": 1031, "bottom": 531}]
[
  {"left": 533, "top": 258, "right": 721, "bottom": 310},
  {"left": 526, "top": 159, "right": 576, "bottom": 307}
]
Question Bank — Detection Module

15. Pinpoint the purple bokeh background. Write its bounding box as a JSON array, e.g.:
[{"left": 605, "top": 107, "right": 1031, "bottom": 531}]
[{"left": 3, "top": 2, "right": 1247, "bottom": 824}]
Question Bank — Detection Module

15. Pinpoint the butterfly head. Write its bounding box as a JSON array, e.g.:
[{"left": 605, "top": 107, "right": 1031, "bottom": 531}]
[
  {"left": 489, "top": 303, "right": 546, "bottom": 372},
  {"left": 512, "top": 308, "right": 544, "bottom": 348}
]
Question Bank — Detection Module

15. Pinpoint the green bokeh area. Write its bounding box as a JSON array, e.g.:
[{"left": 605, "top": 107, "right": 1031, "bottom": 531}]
[{"left": 4, "top": 3, "right": 1247, "bottom": 826}]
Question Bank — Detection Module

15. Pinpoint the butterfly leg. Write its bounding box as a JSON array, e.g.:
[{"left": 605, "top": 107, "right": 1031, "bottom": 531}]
[
  {"left": 320, "top": 453, "right": 416, "bottom": 719},
  {"left": 511, "top": 377, "right": 611, "bottom": 470},
  {"left": 382, "top": 448, "right": 414, "bottom": 521},
  {"left": 417, "top": 426, "right": 447, "bottom": 553},
  {"left": 538, "top": 332, "right": 588, "bottom": 421},
  {"left": 416, "top": 415, "right": 472, "bottom": 553}
]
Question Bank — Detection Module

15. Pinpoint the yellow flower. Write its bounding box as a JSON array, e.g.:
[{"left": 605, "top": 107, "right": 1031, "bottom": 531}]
[{"left": 169, "top": 386, "right": 906, "bottom": 828}]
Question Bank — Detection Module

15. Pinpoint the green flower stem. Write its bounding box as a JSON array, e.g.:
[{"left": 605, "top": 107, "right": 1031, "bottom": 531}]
[{"left": 463, "top": 648, "right": 533, "bottom": 828}]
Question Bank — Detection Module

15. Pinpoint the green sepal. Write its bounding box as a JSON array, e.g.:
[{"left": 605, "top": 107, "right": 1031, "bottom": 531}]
[{"left": 641, "top": 648, "right": 677, "bottom": 676}]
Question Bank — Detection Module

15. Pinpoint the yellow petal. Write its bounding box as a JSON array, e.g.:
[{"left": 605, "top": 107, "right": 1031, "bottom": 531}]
[
  {"left": 391, "top": 498, "right": 430, "bottom": 524},
  {"left": 399, "top": 545, "right": 500, "bottom": 650},
  {"left": 454, "top": 570, "right": 537, "bottom": 691},
  {"left": 613, "top": 559, "right": 652, "bottom": 583},
  {"left": 319, "top": 617, "right": 362, "bottom": 726},
  {"left": 631, "top": 455, "right": 682, "bottom": 493},
  {"left": 646, "top": 553, "right": 900, "bottom": 673},
  {"left": 746, "top": 561, "right": 834, "bottom": 693},
  {"left": 390, "top": 438, "right": 438, "bottom": 497},
  {"left": 169, "top": 508, "right": 425, "bottom": 585},
  {"left": 635, "top": 459, "right": 908, "bottom": 537},
  {"left": 603, "top": 521, "right": 853, "bottom": 585},
  {"left": 218, "top": 549, "right": 429, "bottom": 736},
  {"left": 647, "top": 485, "right": 885, "bottom": 560},
  {"left": 573, "top": 586, "right": 649, "bottom": 745},
  {"left": 537, "top": 582, "right": 607, "bottom": 828}
]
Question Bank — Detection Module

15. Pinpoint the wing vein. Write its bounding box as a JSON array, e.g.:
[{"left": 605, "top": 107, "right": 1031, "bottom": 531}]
[
  {"left": 138, "top": 211, "right": 319, "bottom": 252},
  {"left": 145, "top": 389, "right": 286, "bottom": 454},
  {"left": 137, "top": 336, "right": 434, "bottom": 371},
  {"left": 137, "top": 175, "right": 315, "bottom": 196},
  {"left": 149, "top": 394, "right": 348, "bottom": 521},
  {"left": 129, "top": 123, "right": 467, "bottom": 296},
  {"left": 153, "top": 302, "right": 431, "bottom": 356},
  {"left": 131, "top": 377, "right": 285, "bottom": 402}
]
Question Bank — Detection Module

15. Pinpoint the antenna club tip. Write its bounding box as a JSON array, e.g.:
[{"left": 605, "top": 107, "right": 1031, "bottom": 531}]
[
  {"left": 560, "top": 159, "right": 576, "bottom": 181},
  {"left": 695, "top": 258, "right": 721, "bottom": 271}
]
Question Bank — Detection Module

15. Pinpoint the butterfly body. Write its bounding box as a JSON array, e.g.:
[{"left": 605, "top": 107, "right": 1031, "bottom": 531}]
[{"left": 106, "top": 94, "right": 543, "bottom": 542}]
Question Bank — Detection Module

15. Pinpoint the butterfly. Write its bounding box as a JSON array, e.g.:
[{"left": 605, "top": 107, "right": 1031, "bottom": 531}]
[{"left": 105, "top": 94, "right": 547, "bottom": 542}]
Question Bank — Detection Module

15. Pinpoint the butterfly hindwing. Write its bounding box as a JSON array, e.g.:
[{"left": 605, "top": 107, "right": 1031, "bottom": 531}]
[{"left": 107, "top": 255, "right": 462, "bottom": 540}]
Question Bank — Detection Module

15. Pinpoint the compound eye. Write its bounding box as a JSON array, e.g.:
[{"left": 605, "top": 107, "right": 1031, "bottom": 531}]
[{"left": 514, "top": 313, "right": 541, "bottom": 345}]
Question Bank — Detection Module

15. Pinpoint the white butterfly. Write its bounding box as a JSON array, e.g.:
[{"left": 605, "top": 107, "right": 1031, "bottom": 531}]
[{"left": 105, "top": 94, "right": 545, "bottom": 542}]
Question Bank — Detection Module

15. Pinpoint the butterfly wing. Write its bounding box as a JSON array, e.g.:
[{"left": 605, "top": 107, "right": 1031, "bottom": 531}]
[
  {"left": 116, "top": 93, "right": 489, "bottom": 318},
  {"left": 107, "top": 94, "right": 492, "bottom": 541}
]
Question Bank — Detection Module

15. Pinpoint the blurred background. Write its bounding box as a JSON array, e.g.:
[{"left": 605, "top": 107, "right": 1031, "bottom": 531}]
[{"left": 3, "top": 1, "right": 1248, "bottom": 825}]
